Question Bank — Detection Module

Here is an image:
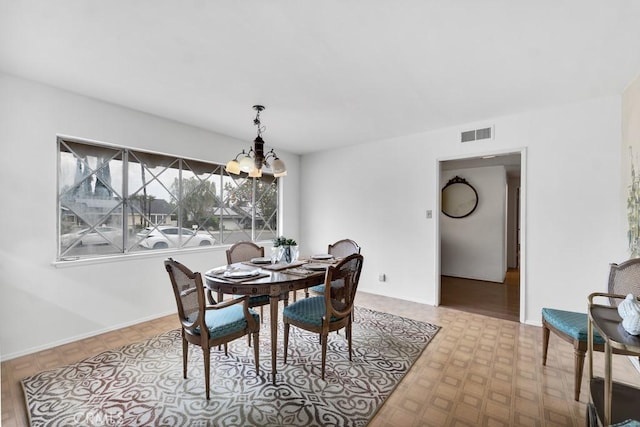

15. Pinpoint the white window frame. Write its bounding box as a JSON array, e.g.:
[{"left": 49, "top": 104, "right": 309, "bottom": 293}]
[{"left": 57, "top": 136, "right": 279, "bottom": 262}]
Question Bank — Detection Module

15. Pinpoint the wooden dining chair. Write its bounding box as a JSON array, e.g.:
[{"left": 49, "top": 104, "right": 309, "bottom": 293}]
[
  {"left": 164, "top": 258, "right": 260, "bottom": 399},
  {"left": 225, "top": 241, "right": 289, "bottom": 330},
  {"left": 306, "top": 238, "right": 361, "bottom": 298},
  {"left": 226, "top": 241, "right": 264, "bottom": 265},
  {"left": 283, "top": 253, "right": 364, "bottom": 380}
]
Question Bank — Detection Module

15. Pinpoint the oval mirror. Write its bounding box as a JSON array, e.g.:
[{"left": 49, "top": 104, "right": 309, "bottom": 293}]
[{"left": 441, "top": 176, "right": 478, "bottom": 218}]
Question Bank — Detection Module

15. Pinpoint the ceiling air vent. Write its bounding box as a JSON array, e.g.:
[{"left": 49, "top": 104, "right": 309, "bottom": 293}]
[{"left": 460, "top": 126, "right": 493, "bottom": 143}]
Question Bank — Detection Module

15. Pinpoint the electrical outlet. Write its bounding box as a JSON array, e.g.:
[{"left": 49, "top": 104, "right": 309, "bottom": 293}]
[
  {"left": 426, "top": 210, "right": 432, "bottom": 219},
  {"left": 378, "top": 273, "right": 386, "bottom": 282}
]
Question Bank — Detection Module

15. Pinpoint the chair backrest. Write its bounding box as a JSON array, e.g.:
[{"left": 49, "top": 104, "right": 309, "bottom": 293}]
[
  {"left": 324, "top": 253, "right": 364, "bottom": 318},
  {"left": 328, "top": 239, "right": 361, "bottom": 258},
  {"left": 226, "top": 241, "right": 264, "bottom": 264},
  {"left": 165, "top": 258, "right": 206, "bottom": 333},
  {"left": 608, "top": 258, "right": 640, "bottom": 306}
]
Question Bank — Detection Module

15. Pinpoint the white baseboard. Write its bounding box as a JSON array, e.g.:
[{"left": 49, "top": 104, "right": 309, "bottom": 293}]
[{"left": 0, "top": 310, "right": 175, "bottom": 362}]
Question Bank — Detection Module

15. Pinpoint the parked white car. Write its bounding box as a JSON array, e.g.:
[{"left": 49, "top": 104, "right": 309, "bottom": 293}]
[
  {"left": 136, "top": 226, "right": 215, "bottom": 249},
  {"left": 61, "top": 226, "right": 121, "bottom": 247}
]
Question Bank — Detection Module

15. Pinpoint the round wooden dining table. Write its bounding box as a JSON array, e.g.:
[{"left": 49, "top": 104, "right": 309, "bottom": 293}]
[{"left": 204, "top": 263, "right": 326, "bottom": 384}]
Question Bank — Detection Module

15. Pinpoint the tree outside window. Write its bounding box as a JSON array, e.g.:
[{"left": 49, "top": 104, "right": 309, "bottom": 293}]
[{"left": 57, "top": 137, "right": 279, "bottom": 260}]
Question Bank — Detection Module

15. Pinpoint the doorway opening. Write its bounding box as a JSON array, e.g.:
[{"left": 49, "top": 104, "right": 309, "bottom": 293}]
[
  {"left": 440, "top": 270, "right": 520, "bottom": 321},
  {"left": 438, "top": 151, "right": 524, "bottom": 322}
]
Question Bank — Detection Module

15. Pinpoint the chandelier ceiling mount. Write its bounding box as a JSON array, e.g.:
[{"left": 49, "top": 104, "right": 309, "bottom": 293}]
[{"left": 225, "top": 105, "right": 287, "bottom": 178}]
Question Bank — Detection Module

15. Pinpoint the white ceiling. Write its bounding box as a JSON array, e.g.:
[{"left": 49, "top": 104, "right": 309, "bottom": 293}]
[{"left": 2, "top": 1, "right": 640, "bottom": 155}]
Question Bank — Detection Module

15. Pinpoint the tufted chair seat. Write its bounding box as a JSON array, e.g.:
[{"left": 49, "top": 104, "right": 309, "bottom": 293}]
[
  {"left": 542, "top": 258, "right": 640, "bottom": 402},
  {"left": 542, "top": 308, "right": 605, "bottom": 401},
  {"left": 283, "top": 254, "right": 364, "bottom": 380},
  {"left": 282, "top": 296, "right": 345, "bottom": 326}
]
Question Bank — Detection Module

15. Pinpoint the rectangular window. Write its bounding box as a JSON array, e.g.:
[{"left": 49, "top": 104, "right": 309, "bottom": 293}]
[{"left": 57, "top": 137, "right": 279, "bottom": 260}]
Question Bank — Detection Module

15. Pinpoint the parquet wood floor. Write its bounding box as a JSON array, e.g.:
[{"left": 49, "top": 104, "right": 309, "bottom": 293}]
[
  {"left": 3, "top": 290, "right": 640, "bottom": 426},
  {"left": 441, "top": 269, "right": 520, "bottom": 322}
]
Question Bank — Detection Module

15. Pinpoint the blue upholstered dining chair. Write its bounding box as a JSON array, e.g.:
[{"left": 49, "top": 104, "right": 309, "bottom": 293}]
[
  {"left": 164, "top": 258, "right": 260, "bottom": 399},
  {"left": 541, "top": 308, "right": 605, "bottom": 401},
  {"left": 224, "top": 241, "right": 290, "bottom": 325},
  {"left": 307, "top": 239, "right": 361, "bottom": 299},
  {"left": 225, "top": 241, "right": 269, "bottom": 315},
  {"left": 283, "top": 253, "right": 364, "bottom": 380},
  {"left": 542, "top": 258, "right": 640, "bottom": 401}
]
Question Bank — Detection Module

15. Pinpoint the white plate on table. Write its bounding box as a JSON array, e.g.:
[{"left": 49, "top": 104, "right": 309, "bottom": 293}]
[
  {"left": 224, "top": 269, "right": 260, "bottom": 278},
  {"left": 250, "top": 257, "right": 272, "bottom": 264},
  {"left": 311, "top": 254, "right": 333, "bottom": 260},
  {"left": 305, "top": 263, "right": 329, "bottom": 271}
]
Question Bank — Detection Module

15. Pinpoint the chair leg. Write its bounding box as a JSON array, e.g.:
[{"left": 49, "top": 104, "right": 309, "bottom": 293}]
[
  {"left": 542, "top": 322, "right": 550, "bottom": 366},
  {"left": 203, "top": 347, "right": 211, "bottom": 400},
  {"left": 283, "top": 323, "right": 290, "bottom": 364},
  {"left": 182, "top": 335, "right": 188, "bottom": 379},
  {"left": 573, "top": 344, "right": 586, "bottom": 401},
  {"left": 253, "top": 332, "right": 260, "bottom": 375},
  {"left": 206, "top": 289, "right": 216, "bottom": 305},
  {"left": 347, "top": 320, "right": 353, "bottom": 362},
  {"left": 321, "top": 332, "right": 328, "bottom": 380}
]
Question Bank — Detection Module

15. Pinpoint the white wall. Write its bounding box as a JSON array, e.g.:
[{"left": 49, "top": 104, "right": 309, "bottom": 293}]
[
  {"left": 300, "top": 95, "right": 628, "bottom": 324},
  {"left": 441, "top": 166, "right": 506, "bottom": 283},
  {"left": 507, "top": 175, "right": 520, "bottom": 269},
  {"left": 0, "top": 71, "right": 630, "bottom": 358},
  {"left": 0, "top": 73, "right": 300, "bottom": 359}
]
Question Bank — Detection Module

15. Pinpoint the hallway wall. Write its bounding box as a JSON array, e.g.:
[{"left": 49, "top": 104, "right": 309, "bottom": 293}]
[{"left": 441, "top": 166, "right": 507, "bottom": 282}]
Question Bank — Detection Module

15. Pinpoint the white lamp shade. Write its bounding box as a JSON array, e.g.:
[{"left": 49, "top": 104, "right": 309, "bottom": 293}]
[
  {"left": 248, "top": 167, "right": 262, "bottom": 178},
  {"left": 239, "top": 155, "right": 255, "bottom": 173},
  {"left": 225, "top": 159, "right": 241, "bottom": 174},
  {"left": 272, "top": 158, "right": 287, "bottom": 177}
]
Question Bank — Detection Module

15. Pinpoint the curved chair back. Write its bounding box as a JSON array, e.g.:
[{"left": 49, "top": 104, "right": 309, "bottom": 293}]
[
  {"left": 328, "top": 239, "right": 361, "bottom": 258},
  {"left": 325, "top": 253, "right": 364, "bottom": 315},
  {"left": 227, "top": 241, "right": 264, "bottom": 264},
  {"left": 608, "top": 258, "right": 640, "bottom": 306},
  {"left": 165, "top": 258, "right": 206, "bottom": 338},
  {"left": 164, "top": 257, "right": 260, "bottom": 399}
]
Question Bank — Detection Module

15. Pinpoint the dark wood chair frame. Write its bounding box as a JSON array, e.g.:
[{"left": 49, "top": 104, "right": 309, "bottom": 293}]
[
  {"left": 222, "top": 241, "right": 290, "bottom": 333},
  {"left": 165, "top": 258, "right": 260, "bottom": 399},
  {"left": 226, "top": 241, "right": 264, "bottom": 265},
  {"left": 306, "top": 238, "right": 361, "bottom": 299},
  {"left": 284, "top": 253, "right": 364, "bottom": 380}
]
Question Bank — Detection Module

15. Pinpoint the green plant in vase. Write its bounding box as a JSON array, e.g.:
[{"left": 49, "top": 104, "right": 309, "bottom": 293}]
[{"left": 273, "top": 236, "right": 298, "bottom": 263}]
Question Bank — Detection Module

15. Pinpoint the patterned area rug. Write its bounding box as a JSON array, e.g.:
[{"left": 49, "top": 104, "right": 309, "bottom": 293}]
[{"left": 22, "top": 307, "right": 439, "bottom": 427}]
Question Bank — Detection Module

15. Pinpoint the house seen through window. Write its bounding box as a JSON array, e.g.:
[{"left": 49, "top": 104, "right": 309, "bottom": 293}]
[{"left": 57, "top": 137, "right": 279, "bottom": 260}]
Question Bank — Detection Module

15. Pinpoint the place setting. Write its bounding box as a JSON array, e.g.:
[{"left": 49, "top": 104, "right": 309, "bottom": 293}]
[
  {"left": 282, "top": 258, "right": 333, "bottom": 276},
  {"left": 204, "top": 266, "right": 269, "bottom": 283},
  {"left": 241, "top": 256, "right": 274, "bottom": 267},
  {"left": 307, "top": 253, "right": 342, "bottom": 263}
]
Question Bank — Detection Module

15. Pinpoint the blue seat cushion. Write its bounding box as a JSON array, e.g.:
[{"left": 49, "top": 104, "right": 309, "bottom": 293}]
[
  {"left": 309, "top": 285, "right": 325, "bottom": 294},
  {"left": 309, "top": 280, "right": 345, "bottom": 295},
  {"left": 190, "top": 305, "right": 259, "bottom": 340},
  {"left": 542, "top": 308, "right": 605, "bottom": 345},
  {"left": 249, "top": 295, "right": 269, "bottom": 305},
  {"left": 283, "top": 296, "right": 344, "bottom": 326},
  {"left": 232, "top": 294, "right": 269, "bottom": 306}
]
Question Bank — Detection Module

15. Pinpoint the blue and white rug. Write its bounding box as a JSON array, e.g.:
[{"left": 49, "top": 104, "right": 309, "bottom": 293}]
[{"left": 22, "top": 307, "right": 440, "bottom": 427}]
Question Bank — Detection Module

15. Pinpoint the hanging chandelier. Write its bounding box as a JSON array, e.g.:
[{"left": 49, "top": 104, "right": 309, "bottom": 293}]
[{"left": 225, "top": 105, "right": 287, "bottom": 178}]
